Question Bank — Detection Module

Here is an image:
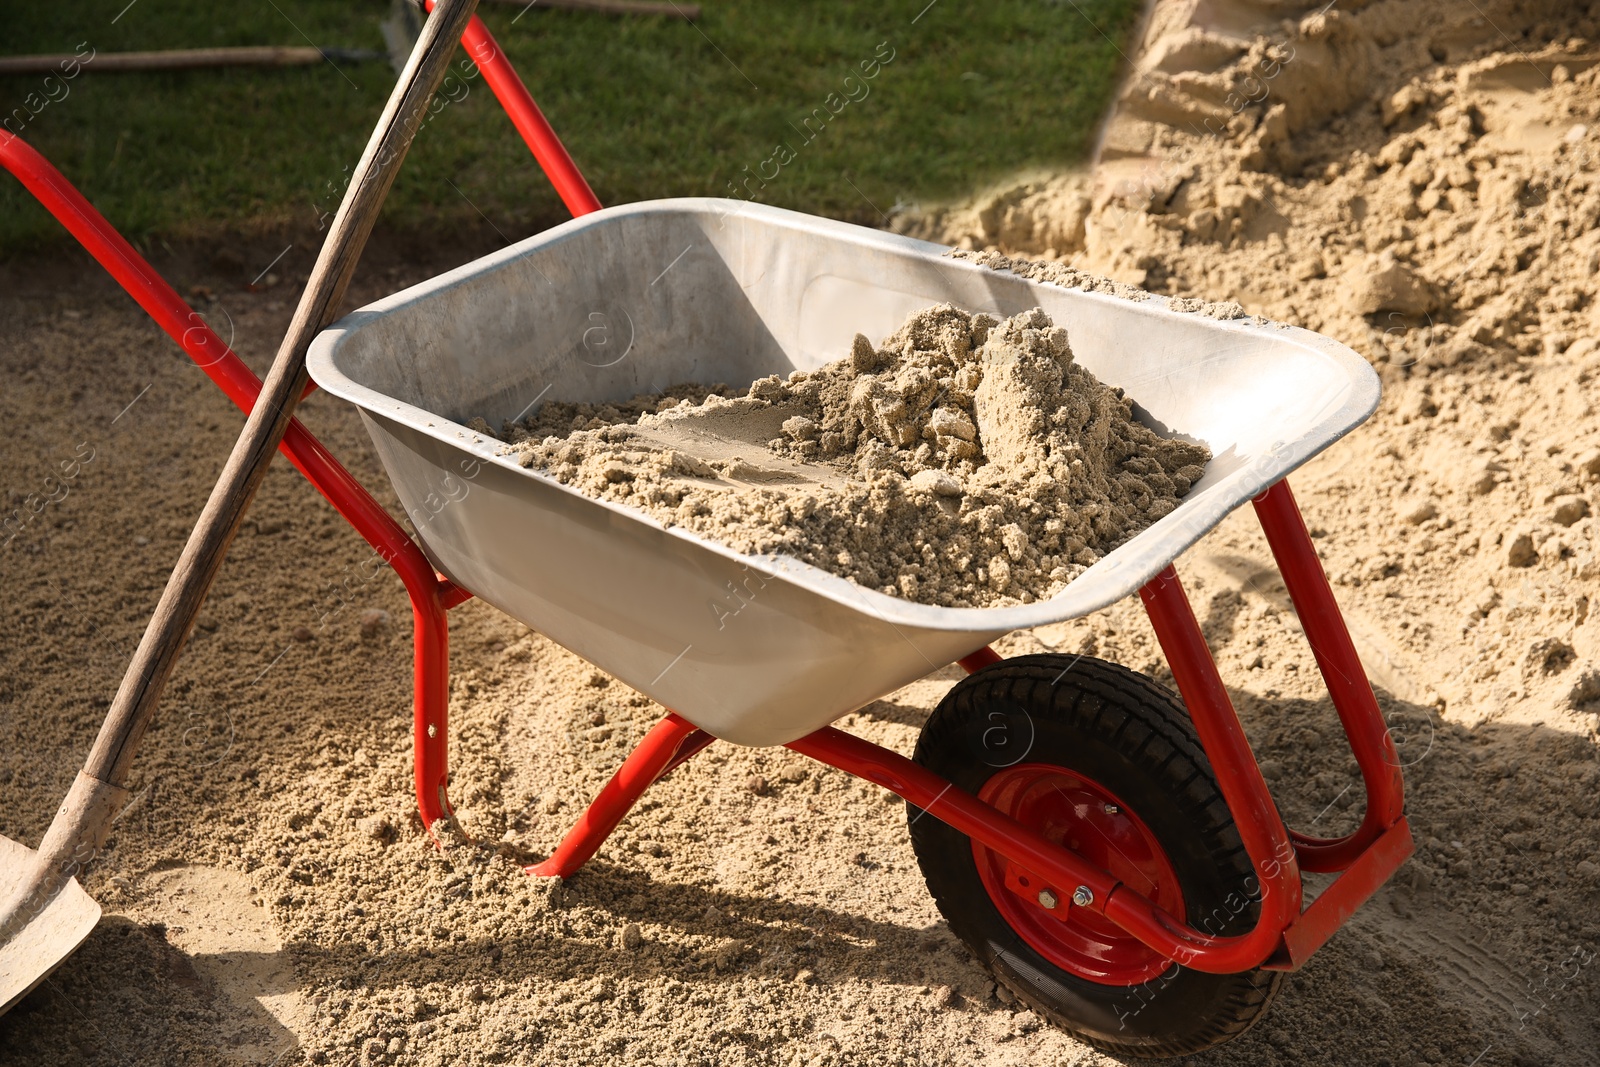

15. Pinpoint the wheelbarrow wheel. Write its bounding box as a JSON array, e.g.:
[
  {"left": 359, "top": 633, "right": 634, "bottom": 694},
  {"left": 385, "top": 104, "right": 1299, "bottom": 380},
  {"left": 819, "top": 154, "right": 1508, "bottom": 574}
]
[{"left": 908, "top": 654, "right": 1283, "bottom": 1058}]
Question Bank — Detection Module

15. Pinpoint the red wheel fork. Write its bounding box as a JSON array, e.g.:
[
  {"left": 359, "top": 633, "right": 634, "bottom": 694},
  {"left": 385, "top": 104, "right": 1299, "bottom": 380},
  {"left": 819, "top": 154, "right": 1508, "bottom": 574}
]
[
  {"left": 1137, "top": 478, "right": 1412, "bottom": 968},
  {"left": 974, "top": 765, "right": 1186, "bottom": 986},
  {"left": 1251, "top": 480, "right": 1406, "bottom": 870}
]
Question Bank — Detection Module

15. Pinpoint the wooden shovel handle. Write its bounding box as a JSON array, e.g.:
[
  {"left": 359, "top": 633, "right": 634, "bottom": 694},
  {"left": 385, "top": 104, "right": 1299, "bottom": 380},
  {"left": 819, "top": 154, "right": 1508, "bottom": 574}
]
[
  {"left": 481, "top": 0, "right": 699, "bottom": 18},
  {"left": 0, "top": 47, "right": 339, "bottom": 76},
  {"left": 31, "top": 0, "right": 481, "bottom": 879}
]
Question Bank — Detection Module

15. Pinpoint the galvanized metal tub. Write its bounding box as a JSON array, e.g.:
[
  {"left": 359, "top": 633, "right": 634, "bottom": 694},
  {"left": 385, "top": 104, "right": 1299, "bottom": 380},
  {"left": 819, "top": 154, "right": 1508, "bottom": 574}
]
[{"left": 306, "top": 198, "right": 1377, "bottom": 746}]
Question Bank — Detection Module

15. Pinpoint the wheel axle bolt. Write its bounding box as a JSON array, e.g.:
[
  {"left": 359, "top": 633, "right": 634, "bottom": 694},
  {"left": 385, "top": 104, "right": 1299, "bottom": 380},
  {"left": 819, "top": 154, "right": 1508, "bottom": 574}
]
[
  {"left": 1103, "top": 803, "right": 1119, "bottom": 815},
  {"left": 1071, "top": 885, "right": 1094, "bottom": 908},
  {"left": 1037, "top": 889, "right": 1058, "bottom": 910}
]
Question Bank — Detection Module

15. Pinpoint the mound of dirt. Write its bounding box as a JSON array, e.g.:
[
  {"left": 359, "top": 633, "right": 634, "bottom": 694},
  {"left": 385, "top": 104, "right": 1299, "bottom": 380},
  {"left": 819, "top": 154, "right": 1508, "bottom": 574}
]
[
  {"left": 491, "top": 305, "right": 1208, "bottom": 608},
  {"left": 896, "top": 1, "right": 1600, "bottom": 1062},
  {"left": 899, "top": 3, "right": 1600, "bottom": 380}
]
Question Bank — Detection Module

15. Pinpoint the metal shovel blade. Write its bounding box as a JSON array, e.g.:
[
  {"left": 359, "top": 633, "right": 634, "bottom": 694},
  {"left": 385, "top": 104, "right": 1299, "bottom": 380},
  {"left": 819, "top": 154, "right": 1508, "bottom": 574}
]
[{"left": 0, "top": 834, "right": 101, "bottom": 1016}]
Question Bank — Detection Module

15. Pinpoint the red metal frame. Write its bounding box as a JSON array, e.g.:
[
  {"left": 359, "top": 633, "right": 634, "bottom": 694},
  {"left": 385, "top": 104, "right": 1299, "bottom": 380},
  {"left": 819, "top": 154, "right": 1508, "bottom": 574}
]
[
  {"left": 3, "top": 16, "right": 1408, "bottom": 977},
  {"left": 527, "top": 714, "right": 710, "bottom": 877},
  {"left": 1251, "top": 482, "right": 1406, "bottom": 871},
  {"left": 424, "top": 0, "right": 601, "bottom": 218},
  {"left": 0, "top": 15, "right": 593, "bottom": 840},
  {"left": 532, "top": 485, "right": 1410, "bottom": 973}
]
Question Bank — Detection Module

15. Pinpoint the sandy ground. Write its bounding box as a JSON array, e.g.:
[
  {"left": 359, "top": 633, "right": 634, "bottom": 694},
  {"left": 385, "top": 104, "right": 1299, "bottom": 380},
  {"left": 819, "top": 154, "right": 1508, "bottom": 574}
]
[{"left": 3, "top": 0, "right": 1600, "bottom": 1064}]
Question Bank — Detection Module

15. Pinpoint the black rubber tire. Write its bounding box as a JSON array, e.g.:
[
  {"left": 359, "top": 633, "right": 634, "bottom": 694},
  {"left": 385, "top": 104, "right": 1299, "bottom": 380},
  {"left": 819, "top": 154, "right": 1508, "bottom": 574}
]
[{"left": 908, "top": 654, "right": 1282, "bottom": 1058}]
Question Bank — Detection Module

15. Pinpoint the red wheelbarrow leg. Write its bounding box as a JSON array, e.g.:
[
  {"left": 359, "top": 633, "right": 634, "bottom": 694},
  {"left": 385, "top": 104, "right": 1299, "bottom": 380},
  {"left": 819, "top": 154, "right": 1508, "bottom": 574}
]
[
  {"left": 529, "top": 713, "right": 713, "bottom": 878},
  {"left": 1252, "top": 480, "right": 1407, "bottom": 872},
  {"left": 413, "top": 585, "right": 455, "bottom": 836}
]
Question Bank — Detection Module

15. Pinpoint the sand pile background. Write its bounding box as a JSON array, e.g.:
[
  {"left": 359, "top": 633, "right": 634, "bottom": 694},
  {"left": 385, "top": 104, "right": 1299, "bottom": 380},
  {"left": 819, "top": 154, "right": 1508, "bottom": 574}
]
[
  {"left": 493, "top": 305, "right": 1208, "bottom": 608},
  {"left": 2, "top": 1, "right": 1600, "bottom": 1065}
]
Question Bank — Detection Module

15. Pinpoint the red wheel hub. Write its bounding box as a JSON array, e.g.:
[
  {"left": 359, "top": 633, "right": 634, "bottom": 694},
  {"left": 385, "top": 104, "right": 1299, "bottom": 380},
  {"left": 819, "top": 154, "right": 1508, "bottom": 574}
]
[{"left": 974, "top": 763, "right": 1184, "bottom": 986}]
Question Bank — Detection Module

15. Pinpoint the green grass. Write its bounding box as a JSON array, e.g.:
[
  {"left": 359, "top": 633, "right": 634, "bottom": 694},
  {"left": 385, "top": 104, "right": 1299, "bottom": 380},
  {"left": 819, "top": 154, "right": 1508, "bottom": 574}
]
[{"left": 0, "top": 0, "right": 1140, "bottom": 248}]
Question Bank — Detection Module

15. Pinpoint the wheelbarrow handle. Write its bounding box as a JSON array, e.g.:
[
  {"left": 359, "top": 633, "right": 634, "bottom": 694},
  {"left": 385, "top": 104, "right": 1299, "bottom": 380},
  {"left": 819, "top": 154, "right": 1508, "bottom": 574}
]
[{"left": 0, "top": 0, "right": 482, "bottom": 940}]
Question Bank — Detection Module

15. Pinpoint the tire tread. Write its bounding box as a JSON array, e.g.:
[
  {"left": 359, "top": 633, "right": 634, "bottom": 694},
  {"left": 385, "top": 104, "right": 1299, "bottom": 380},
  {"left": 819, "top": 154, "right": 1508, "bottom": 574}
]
[{"left": 909, "top": 654, "right": 1283, "bottom": 1058}]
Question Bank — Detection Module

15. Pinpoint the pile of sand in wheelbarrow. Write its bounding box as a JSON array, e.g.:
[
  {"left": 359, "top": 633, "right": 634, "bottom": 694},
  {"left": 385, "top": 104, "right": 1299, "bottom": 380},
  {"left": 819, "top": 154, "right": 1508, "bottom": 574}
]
[{"left": 484, "top": 305, "right": 1209, "bottom": 608}]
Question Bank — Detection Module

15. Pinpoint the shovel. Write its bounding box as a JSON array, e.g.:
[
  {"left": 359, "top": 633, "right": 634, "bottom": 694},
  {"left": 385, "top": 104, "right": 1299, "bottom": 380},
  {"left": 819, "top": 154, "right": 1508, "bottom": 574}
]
[{"left": 0, "top": 0, "right": 480, "bottom": 1016}]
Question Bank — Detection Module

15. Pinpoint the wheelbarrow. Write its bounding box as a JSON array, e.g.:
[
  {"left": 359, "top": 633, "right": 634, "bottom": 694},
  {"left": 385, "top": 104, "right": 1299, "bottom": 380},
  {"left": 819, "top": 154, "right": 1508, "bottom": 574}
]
[{"left": 1, "top": 24, "right": 1411, "bottom": 1060}]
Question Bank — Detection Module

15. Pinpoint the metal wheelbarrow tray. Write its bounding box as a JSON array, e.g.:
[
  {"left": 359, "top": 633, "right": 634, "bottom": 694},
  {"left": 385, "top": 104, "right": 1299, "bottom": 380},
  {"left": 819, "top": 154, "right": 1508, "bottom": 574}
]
[
  {"left": 307, "top": 198, "right": 1372, "bottom": 744},
  {"left": 6, "top": 45, "right": 1411, "bottom": 1048}
]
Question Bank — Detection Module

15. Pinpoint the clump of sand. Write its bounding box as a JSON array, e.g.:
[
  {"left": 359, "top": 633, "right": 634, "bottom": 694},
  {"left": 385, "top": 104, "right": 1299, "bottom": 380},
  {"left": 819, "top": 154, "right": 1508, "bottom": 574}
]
[{"left": 485, "top": 305, "right": 1208, "bottom": 608}]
